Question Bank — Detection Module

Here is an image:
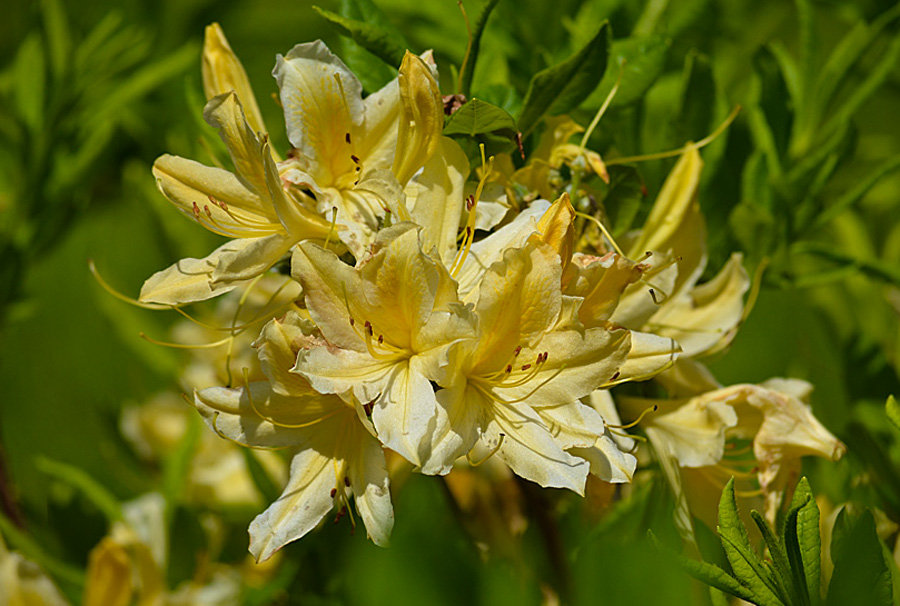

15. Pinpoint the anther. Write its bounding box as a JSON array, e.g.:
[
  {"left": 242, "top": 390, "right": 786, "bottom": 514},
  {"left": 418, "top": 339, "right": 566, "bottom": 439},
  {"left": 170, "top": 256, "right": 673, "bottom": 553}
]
[
  {"left": 465, "top": 195, "right": 475, "bottom": 211},
  {"left": 514, "top": 346, "right": 522, "bottom": 357},
  {"left": 351, "top": 155, "right": 360, "bottom": 164},
  {"left": 345, "top": 132, "right": 351, "bottom": 144},
  {"left": 363, "top": 401, "right": 374, "bottom": 416},
  {"left": 344, "top": 476, "right": 351, "bottom": 487},
  {"left": 505, "top": 364, "right": 512, "bottom": 373},
  {"left": 192, "top": 201, "right": 201, "bottom": 220},
  {"left": 610, "top": 371, "right": 620, "bottom": 381},
  {"left": 521, "top": 364, "right": 532, "bottom": 371},
  {"left": 378, "top": 335, "right": 384, "bottom": 345},
  {"left": 330, "top": 488, "right": 337, "bottom": 498},
  {"left": 204, "top": 205, "right": 213, "bottom": 219},
  {"left": 364, "top": 320, "right": 373, "bottom": 336},
  {"left": 349, "top": 317, "right": 355, "bottom": 326}
]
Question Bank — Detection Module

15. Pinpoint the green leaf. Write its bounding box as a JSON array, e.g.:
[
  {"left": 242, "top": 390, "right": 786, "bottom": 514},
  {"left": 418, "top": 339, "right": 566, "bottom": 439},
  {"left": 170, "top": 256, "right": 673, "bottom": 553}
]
[
  {"left": 444, "top": 98, "right": 520, "bottom": 159},
  {"left": 822, "top": 31, "right": 900, "bottom": 146},
  {"left": 0, "top": 511, "right": 85, "bottom": 589},
  {"left": 750, "top": 510, "right": 797, "bottom": 606},
  {"left": 35, "top": 457, "right": 122, "bottom": 523},
  {"left": 585, "top": 35, "right": 667, "bottom": 109},
  {"left": 786, "top": 478, "right": 821, "bottom": 606},
  {"left": 242, "top": 448, "right": 282, "bottom": 505},
  {"left": 812, "top": 155, "right": 900, "bottom": 231},
  {"left": 12, "top": 33, "right": 46, "bottom": 134},
  {"left": 337, "top": 0, "right": 405, "bottom": 92},
  {"left": 826, "top": 509, "right": 893, "bottom": 606},
  {"left": 648, "top": 530, "right": 758, "bottom": 602},
  {"left": 40, "top": 0, "right": 72, "bottom": 82},
  {"left": 162, "top": 412, "right": 201, "bottom": 511},
  {"left": 517, "top": 22, "right": 610, "bottom": 136},
  {"left": 460, "top": 0, "right": 501, "bottom": 99},
  {"left": 444, "top": 98, "right": 518, "bottom": 138},
  {"left": 603, "top": 165, "right": 645, "bottom": 237},
  {"left": 313, "top": 6, "right": 407, "bottom": 68},
  {"left": 812, "top": 4, "right": 900, "bottom": 120},
  {"left": 887, "top": 395, "right": 900, "bottom": 432},
  {"left": 753, "top": 46, "right": 793, "bottom": 170},
  {"left": 791, "top": 242, "right": 900, "bottom": 287},
  {"left": 717, "top": 479, "right": 784, "bottom": 606}
]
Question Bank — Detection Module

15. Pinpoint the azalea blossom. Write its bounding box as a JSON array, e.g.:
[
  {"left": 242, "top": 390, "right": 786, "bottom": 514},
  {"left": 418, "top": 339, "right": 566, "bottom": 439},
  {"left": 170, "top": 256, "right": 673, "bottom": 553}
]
[{"left": 192, "top": 311, "right": 394, "bottom": 559}]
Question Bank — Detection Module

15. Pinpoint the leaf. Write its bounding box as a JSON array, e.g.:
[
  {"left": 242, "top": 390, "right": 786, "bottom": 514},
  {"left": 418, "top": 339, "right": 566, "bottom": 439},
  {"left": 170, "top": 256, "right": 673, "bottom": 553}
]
[
  {"left": 337, "top": 0, "right": 405, "bottom": 92},
  {"left": 313, "top": 6, "right": 407, "bottom": 68},
  {"left": 648, "top": 530, "right": 758, "bottom": 602},
  {"left": 786, "top": 478, "right": 821, "bottom": 606},
  {"left": 717, "top": 479, "right": 784, "bottom": 606},
  {"left": 753, "top": 45, "right": 793, "bottom": 169},
  {"left": 812, "top": 4, "right": 900, "bottom": 119},
  {"left": 12, "top": 33, "right": 46, "bottom": 134},
  {"left": 444, "top": 98, "right": 518, "bottom": 138},
  {"left": 35, "top": 457, "right": 122, "bottom": 522},
  {"left": 460, "top": 0, "right": 501, "bottom": 99},
  {"left": 750, "top": 510, "right": 797, "bottom": 606},
  {"left": 444, "top": 98, "right": 520, "bottom": 159},
  {"left": 242, "top": 448, "right": 282, "bottom": 505},
  {"left": 822, "top": 31, "right": 900, "bottom": 146},
  {"left": 887, "top": 395, "right": 900, "bottom": 432},
  {"left": 0, "top": 511, "right": 86, "bottom": 589},
  {"left": 161, "top": 413, "right": 200, "bottom": 511},
  {"left": 517, "top": 22, "right": 610, "bottom": 136},
  {"left": 587, "top": 35, "right": 668, "bottom": 109},
  {"left": 40, "top": 0, "right": 72, "bottom": 82},
  {"left": 826, "top": 509, "right": 893, "bottom": 606},
  {"left": 603, "top": 165, "right": 645, "bottom": 237},
  {"left": 812, "top": 155, "right": 900, "bottom": 230},
  {"left": 791, "top": 242, "right": 900, "bottom": 287}
]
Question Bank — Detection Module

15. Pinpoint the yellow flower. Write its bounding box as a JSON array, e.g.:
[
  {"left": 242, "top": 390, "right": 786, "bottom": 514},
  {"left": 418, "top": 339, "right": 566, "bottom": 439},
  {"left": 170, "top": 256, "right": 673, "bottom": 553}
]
[
  {"left": 290, "top": 223, "right": 476, "bottom": 472},
  {"left": 618, "top": 378, "right": 846, "bottom": 544},
  {"left": 193, "top": 311, "right": 394, "bottom": 558},
  {"left": 0, "top": 537, "right": 70, "bottom": 606}
]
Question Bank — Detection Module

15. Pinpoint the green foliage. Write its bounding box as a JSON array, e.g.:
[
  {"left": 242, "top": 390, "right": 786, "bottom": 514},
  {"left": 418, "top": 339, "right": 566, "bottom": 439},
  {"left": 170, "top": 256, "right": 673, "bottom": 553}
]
[
  {"left": 517, "top": 22, "right": 610, "bottom": 136},
  {"left": 660, "top": 478, "right": 895, "bottom": 606}
]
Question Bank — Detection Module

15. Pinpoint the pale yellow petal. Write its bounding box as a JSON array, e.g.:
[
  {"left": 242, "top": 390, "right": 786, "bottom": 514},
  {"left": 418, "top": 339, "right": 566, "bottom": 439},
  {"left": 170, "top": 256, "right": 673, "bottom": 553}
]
[
  {"left": 202, "top": 23, "right": 267, "bottom": 138},
  {"left": 392, "top": 51, "right": 443, "bottom": 187}
]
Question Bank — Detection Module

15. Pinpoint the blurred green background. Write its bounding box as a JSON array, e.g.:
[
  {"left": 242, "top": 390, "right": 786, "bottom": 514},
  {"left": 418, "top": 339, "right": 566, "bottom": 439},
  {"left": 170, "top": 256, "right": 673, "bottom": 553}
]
[{"left": 1, "top": 0, "right": 900, "bottom": 604}]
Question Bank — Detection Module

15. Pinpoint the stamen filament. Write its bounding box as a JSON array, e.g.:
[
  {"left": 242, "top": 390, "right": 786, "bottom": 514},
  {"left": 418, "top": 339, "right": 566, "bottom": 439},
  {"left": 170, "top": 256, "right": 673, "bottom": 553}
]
[
  {"left": 140, "top": 332, "right": 232, "bottom": 349},
  {"left": 574, "top": 210, "right": 625, "bottom": 257},
  {"left": 466, "top": 434, "right": 505, "bottom": 467},
  {"left": 607, "top": 405, "right": 658, "bottom": 430},
  {"left": 605, "top": 105, "right": 741, "bottom": 167}
]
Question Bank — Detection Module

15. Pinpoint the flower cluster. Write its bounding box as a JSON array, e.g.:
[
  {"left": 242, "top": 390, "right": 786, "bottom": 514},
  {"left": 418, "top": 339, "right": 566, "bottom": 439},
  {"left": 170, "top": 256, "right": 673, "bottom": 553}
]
[{"left": 132, "top": 24, "right": 844, "bottom": 560}]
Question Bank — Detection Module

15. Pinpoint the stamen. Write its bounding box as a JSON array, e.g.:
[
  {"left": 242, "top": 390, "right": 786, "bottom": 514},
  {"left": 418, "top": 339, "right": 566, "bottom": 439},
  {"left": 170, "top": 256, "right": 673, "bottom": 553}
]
[
  {"left": 324, "top": 206, "right": 338, "bottom": 250},
  {"left": 466, "top": 434, "right": 505, "bottom": 467},
  {"left": 578, "top": 58, "right": 625, "bottom": 152},
  {"left": 209, "top": 412, "right": 289, "bottom": 451},
  {"left": 89, "top": 260, "right": 172, "bottom": 310},
  {"left": 455, "top": 0, "right": 474, "bottom": 95},
  {"left": 331, "top": 488, "right": 337, "bottom": 498},
  {"left": 450, "top": 145, "right": 495, "bottom": 278},
  {"left": 607, "top": 405, "right": 657, "bottom": 430},
  {"left": 345, "top": 132, "right": 351, "bottom": 144},
  {"left": 140, "top": 332, "right": 232, "bottom": 349},
  {"left": 606, "top": 105, "right": 742, "bottom": 167},
  {"left": 573, "top": 210, "right": 625, "bottom": 257}
]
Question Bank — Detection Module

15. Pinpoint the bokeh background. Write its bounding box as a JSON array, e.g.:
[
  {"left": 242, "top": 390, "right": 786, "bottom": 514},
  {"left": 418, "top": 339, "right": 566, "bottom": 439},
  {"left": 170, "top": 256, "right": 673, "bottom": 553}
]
[{"left": 2, "top": 0, "right": 900, "bottom": 604}]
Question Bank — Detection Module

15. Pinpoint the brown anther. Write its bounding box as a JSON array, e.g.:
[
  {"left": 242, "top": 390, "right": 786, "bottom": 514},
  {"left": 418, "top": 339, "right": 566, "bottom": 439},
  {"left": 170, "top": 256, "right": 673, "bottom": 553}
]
[
  {"left": 330, "top": 488, "right": 337, "bottom": 498},
  {"left": 610, "top": 371, "right": 620, "bottom": 381},
  {"left": 349, "top": 317, "right": 355, "bottom": 326},
  {"left": 351, "top": 155, "right": 360, "bottom": 164},
  {"left": 466, "top": 226, "right": 472, "bottom": 236},
  {"left": 363, "top": 401, "right": 374, "bottom": 416},
  {"left": 465, "top": 195, "right": 475, "bottom": 211},
  {"left": 345, "top": 132, "right": 351, "bottom": 144},
  {"left": 377, "top": 335, "right": 384, "bottom": 345},
  {"left": 364, "top": 321, "right": 374, "bottom": 336},
  {"left": 192, "top": 201, "right": 201, "bottom": 220},
  {"left": 521, "top": 364, "right": 532, "bottom": 371},
  {"left": 344, "top": 476, "right": 351, "bottom": 487},
  {"left": 204, "top": 204, "right": 213, "bottom": 219},
  {"left": 505, "top": 364, "right": 512, "bottom": 373},
  {"left": 514, "top": 346, "right": 522, "bottom": 357}
]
